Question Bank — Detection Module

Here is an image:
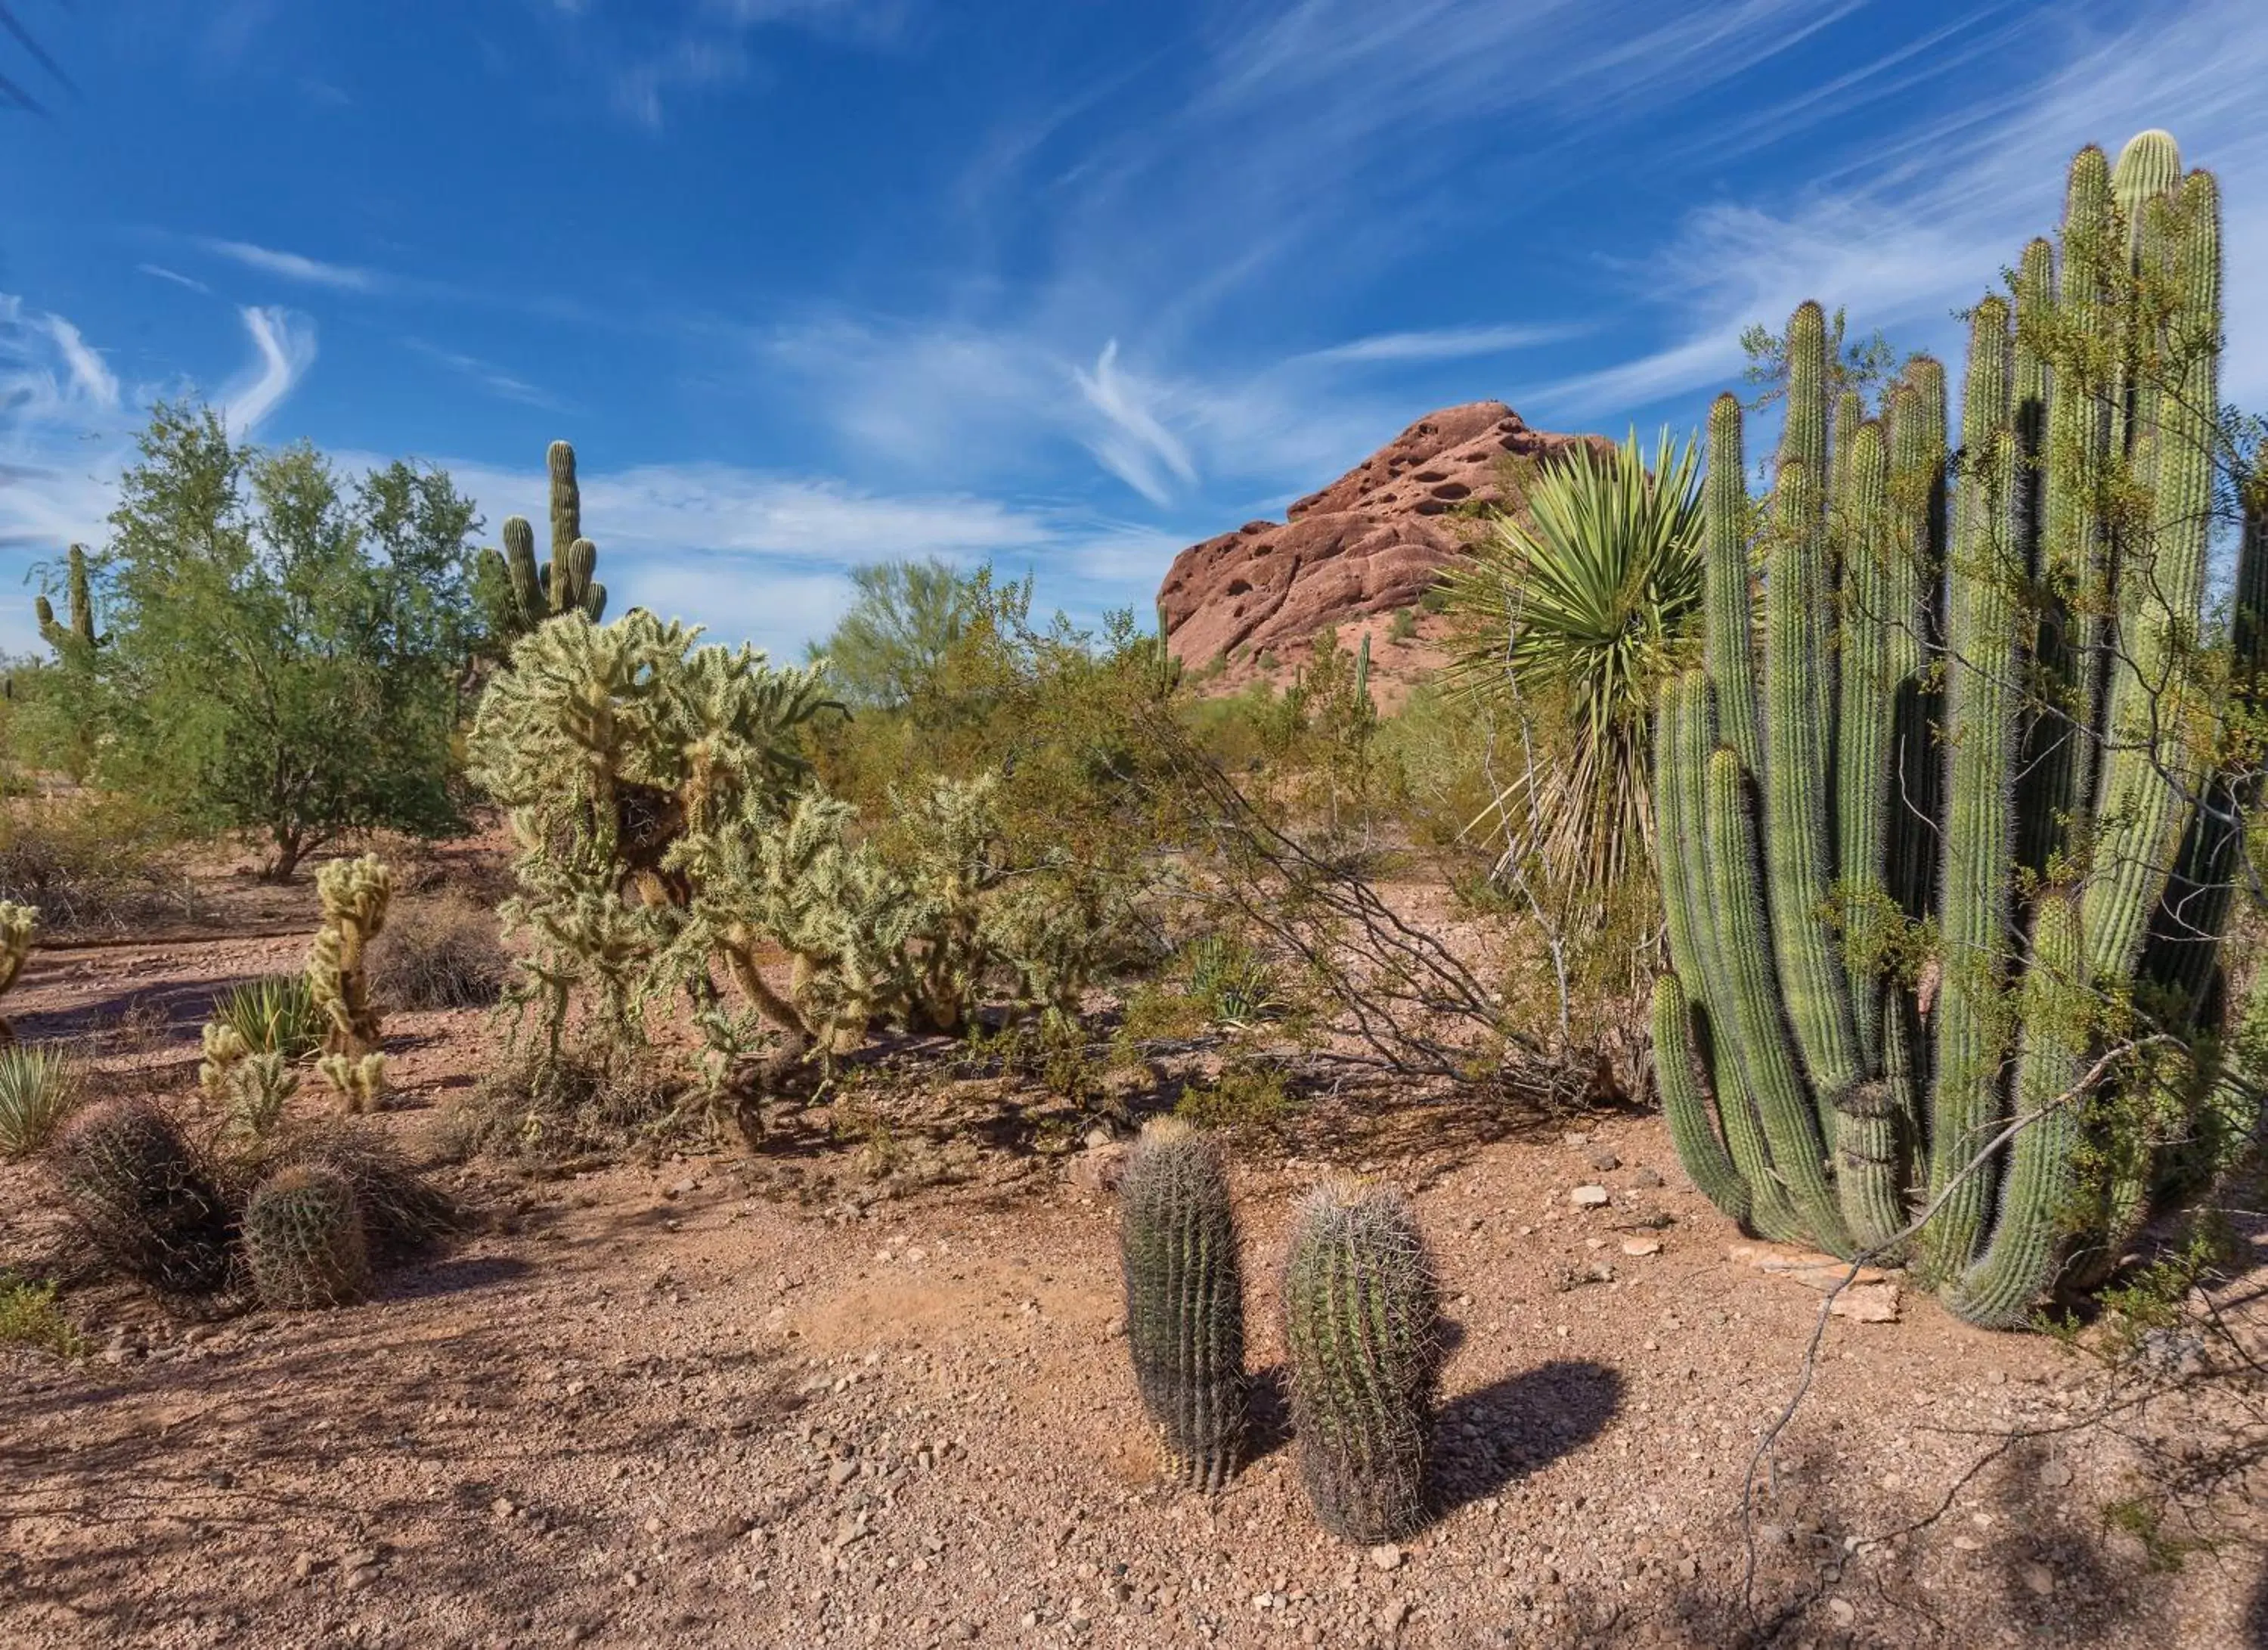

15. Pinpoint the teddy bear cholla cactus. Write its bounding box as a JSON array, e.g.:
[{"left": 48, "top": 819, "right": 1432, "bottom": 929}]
[
  {"left": 305, "top": 855, "right": 391, "bottom": 1112},
  {"left": 0, "top": 900, "right": 37, "bottom": 1046}
]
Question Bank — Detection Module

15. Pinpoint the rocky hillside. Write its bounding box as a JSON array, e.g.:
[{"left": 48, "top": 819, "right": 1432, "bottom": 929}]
[{"left": 1156, "top": 402, "right": 1606, "bottom": 696}]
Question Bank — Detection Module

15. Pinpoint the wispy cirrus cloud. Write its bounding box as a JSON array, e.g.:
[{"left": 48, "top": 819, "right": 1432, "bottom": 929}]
[
  {"left": 404, "top": 339, "right": 567, "bottom": 412},
  {"left": 137, "top": 262, "right": 215, "bottom": 296},
  {"left": 1294, "top": 324, "right": 1591, "bottom": 368},
  {"left": 1522, "top": 0, "right": 2268, "bottom": 421},
  {"left": 222, "top": 306, "right": 317, "bottom": 434},
  {"left": 197, "top": 237, "right": 384, "bottom": 293}
]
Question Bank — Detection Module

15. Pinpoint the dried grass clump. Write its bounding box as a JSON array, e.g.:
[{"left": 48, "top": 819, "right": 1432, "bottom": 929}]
[{"left": 370, "top": 892, "right": 510, "bottom": 1011}]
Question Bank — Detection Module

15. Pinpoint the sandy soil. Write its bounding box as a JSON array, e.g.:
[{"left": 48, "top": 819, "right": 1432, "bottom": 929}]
[{"left": 4, "top": 873, "right": 2265, "bottom": 1650}]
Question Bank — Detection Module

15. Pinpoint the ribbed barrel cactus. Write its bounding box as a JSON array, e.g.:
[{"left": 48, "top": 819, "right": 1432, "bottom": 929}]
[
  {"left": 243, "top": 1163, "right": 373, "bottom": 1310},
  {"left": 1653, "top": 130, "right": 2266, "bottom": 1326},
  {"left": 51, "top": 1098, "right": 234, "bottom": 1295},
  {"left": 1118, "top": 1116, "right": 1247, "bottom": 1491},
  {"left": 1282, "top": 1177, "right": 1442, "bottom": 1542}
]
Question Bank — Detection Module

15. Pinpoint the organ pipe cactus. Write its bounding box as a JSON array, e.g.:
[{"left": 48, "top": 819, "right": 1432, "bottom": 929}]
[
  {"left": 1117, "top": 1117, "right": 1247, "bottom": 1492},
  {"left": 1650, "top": 130, "right": 2263, "bottom": 1324},
  {"left": 1283, "top": 1177, "right": 1442, "bottom": 1543}
]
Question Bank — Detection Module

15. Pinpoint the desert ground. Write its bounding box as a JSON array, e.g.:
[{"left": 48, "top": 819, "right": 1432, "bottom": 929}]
[{"left": 3, "top": 854, "right": 2264, "bottom": 1650}]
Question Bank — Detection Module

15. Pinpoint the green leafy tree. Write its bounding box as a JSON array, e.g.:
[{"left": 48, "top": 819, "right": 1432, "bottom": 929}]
[
  {"left": 810, "top": 558, "right": 1031, "bottom": 711},
  {"left": 88, "top": 404, "right": 481, "bottom": 880}
]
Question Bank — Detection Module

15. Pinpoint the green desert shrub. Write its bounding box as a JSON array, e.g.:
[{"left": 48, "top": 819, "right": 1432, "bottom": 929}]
[
  {"left": 0, "top": 1272, "right": 86, "bottom": 1359},
  {"left": 213, "top": 973, "right": 324, "bottom": 1059},
  {"left": 0, "top": 1044, "right": 83, "bottom": 1158},
  {"left": 1181, "top": 935, "right": 1286, "bottom": 1027}
]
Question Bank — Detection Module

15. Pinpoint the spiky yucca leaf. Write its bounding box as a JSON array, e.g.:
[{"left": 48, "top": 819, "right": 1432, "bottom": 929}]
[{"left": 1441, "top": 428, "right": 1703, "bottom": 888}]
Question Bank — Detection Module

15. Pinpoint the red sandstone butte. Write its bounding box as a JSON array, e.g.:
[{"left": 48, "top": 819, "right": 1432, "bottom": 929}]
[{"left": 1155, "top": 402, "right": 1606, "bottom": 668}]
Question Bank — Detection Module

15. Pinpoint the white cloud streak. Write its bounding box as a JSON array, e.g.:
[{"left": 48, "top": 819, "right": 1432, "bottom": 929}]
[
  {"left": 138, "top": 262, "right": 215, "bottom": 296},
  {"left": 222, "top": 307, "right": 318, "bottom": 435},
  {"left": 199, "top": 237, "right": 383, "bottom": 293}
]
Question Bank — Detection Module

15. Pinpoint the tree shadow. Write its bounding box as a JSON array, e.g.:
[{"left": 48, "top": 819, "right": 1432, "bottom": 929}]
[{"left": 1430, "top": 1358, "right": 1623, "bottom": 1515}]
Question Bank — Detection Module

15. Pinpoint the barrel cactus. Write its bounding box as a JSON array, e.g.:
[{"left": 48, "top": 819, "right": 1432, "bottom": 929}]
[
  {"left": 1282, "top": 1177, "right": 1443, "bottom": 1542},
  {"left": 1651, "top": 130, "right": 2266, "bottom": 1325},
  {"left": 1118, "top": 1116, "right": 1247, "bottom": 1491},
  {"left": 50, "top": 1098, "right": 234, "bottom": 1295},
  {"left": 307, "top": 854, "right": 392, "bottom": 1058},
  {"left": 242, "top": 1163, "right": 373, "bottom": 1310}
]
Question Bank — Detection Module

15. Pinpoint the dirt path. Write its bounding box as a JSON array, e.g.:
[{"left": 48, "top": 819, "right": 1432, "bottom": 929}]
[{"left": 7, "top": 1097, "right": 2263, "bottom": 1650}]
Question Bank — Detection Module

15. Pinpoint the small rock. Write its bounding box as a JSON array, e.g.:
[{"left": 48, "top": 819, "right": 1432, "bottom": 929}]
[
  {"left": 1569, "top": 1186, "right": 1611, "bottom": 1208},
  {"left": 1070, "top": 1143, "right": 1131, "bottom": 1194},
  {"left": 1631, "top": 1167, "right": 1665, "bottom": 1189},
  {"left": 2020, "top": 1563, "right": 2055, "bottom": 1596},
  {"left": 2037, "top": 1460, "right": 2072, "bottom": 1489},
  {"left": 492, "top": 1496, "right": 517, "bottom": 1518},
  {"left": 1620, "top": 1238, "right": 1661, "bottom": 1258},
  {"left": 1951, "top": 1535, "right": 1984, "bottom": 1553},
  {"left": 1585, "top": 1147, "right": 1621, "bottom": 1172},
  {"left": 1369, "top": 1543, "right": 1404, "bottom": 1571},
  {"left": 1826, "top": 1596, "right": 1857, "bottom": 1626},
  {"left": 1829, "top": 1282, "right": 1901, "bottom": 1323},
  {"left": 291, "top": 1552, "right": 321, "bottom": 1581},
  {"left": 1376, "top": 1599, "right": 1410, "bottom": 1632},
  {"left": 1082, "top": 1127, "right": 1115, "bottom": 1150}
]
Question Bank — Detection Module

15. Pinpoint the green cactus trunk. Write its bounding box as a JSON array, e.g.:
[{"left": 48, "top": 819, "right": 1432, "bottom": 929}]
[
  {"left": 1704, "top": 747, "right": 1855, "bottom": 1256},
  {"left": 1282, "top": 1178, "right": 1442, "bottom": 1543},
  {"left": 1656, "top": 671, "right": 1803, "bottom": 1241},
  {"left": 1924, "top": 296, "right": 2020, "bottom": 1277},
  {"left": 1118, "top": 1118, "right": 1248, "bottom": 1492},
  {"left": 1650, "top": 974, "right": 1751, "bottom": 1226},
  {"left": 1702, "top": 394, "right": 1763, "bottom": 777},
  {"left": 1885, "top": 358, "right": 1947, "bottom": 930},
  {"left": 1762, "top": 304, "right": 1864, "bottom": 1149},
  {"left": 1944, "top": 892, "right": 2087, "bottom": 1327}
]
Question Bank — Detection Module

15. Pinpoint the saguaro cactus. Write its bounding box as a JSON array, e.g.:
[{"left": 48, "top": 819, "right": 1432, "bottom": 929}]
[
  {"left": 479, "top": 441, "right": 607, "bottom": 644},
  {"left": 1283, "top": 1177, "right": 1442, "bottom": 1543},
  {"left": 1117, "top": 1117, "right": 1247, "bottom": 1491},
  {"left": 34, "top": 544, "right": 102, "bottom": 658},
  {"left": 307, "top": 855, "right": 392, "bottom": 1059},
  {"left": 1650, "top": 130, "right": 2259, "bottom": 1325}
]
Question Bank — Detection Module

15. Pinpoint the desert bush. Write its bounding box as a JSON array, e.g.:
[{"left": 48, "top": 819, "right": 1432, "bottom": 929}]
[
  {"left": 0, "top": 1272, "right": 86, "bottom": 1358},
  {"left": 1181, "top": 935, "right": 1286, "bottom": 1028},
  {"left": 212, "top": 974, "right": 324, "bottom": 1059},
  {"left": 1174, "top": 1061, "right": 1294, "bottom": 1130},
  {"left": 0, "top": 789, "right": 188, "bottom": 932},
  {"left": 0, "top": 1044, "right": 84, "bottom": 1158},
  {"left": 50, "top": 1097, "right": 235, "bottom": 1295},
  {"left": 459, "top": 1043, "right": 691, "bottom": 1163},
  {"left": 370, "top": 890, "right": 510, "bottom": 1010}
]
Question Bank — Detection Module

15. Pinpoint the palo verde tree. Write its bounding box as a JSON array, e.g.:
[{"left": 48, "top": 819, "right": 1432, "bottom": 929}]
[{"left": 85, "top": 403, "right": 482, "bottom": 879}]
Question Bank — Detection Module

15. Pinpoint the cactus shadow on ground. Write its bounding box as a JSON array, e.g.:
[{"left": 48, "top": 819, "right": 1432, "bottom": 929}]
[
  {"left": 1429, "top": 1357, "right": 1622, "bottom": 1517},
  {"left": 376, "top": 1253, "right": 534, "bottom": 1304}
]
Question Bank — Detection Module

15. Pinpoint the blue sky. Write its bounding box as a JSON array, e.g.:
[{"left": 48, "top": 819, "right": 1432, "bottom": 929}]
[{"left": 4, "top": 0, "right": 2267, "bottom": 659}]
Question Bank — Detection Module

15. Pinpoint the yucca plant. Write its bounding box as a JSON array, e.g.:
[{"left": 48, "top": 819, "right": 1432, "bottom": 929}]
[
  {"left": 1440, "top": 428, "right": 1703, "bottom": 889},
  {"left": 1182, "top": 934, "right": 1286, "bottom": 1028},
  {"left": 0, "top": 1045, "right": 82, "bottom": 1158},
  {"left": 213, "top": 974, "right": 324, "bottom": 1059}
]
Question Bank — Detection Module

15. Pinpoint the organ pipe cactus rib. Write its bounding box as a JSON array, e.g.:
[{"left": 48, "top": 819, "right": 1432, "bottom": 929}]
[
  {"left": 1117, "top": 1118, "right": 1247, "bottom": 1492},
  {"left": 1648, "top": 129, "right": 2258, "bottom": 1326}
]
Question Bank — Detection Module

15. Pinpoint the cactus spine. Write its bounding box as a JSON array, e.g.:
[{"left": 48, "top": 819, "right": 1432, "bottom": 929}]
[
  {"left": 1650, "top": 130, "right": 2255, "bottom": 1326},
  {"left": 243, "top": 1163, "right": 373, "bottom": 1310},
  {"left": 1117, "top": 1117, "right": 1247, "bottom": 1491},
  {"left": 307, "top": 855, "right": 392, "bottom": 1060},
  {"left": 51, "top": 1099, "right": 234, "bottom": 1295},
  {"left": 1282, "top": 1178, "right": 1442, "bottom": 1543}
]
